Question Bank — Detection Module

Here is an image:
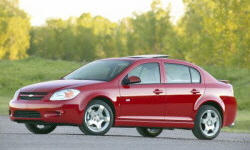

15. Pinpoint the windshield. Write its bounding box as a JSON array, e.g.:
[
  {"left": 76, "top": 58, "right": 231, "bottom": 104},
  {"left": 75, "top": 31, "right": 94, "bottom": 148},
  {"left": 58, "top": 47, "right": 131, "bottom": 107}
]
[{"left": 64, "top": 60, "right": 132, "bottom": 81}]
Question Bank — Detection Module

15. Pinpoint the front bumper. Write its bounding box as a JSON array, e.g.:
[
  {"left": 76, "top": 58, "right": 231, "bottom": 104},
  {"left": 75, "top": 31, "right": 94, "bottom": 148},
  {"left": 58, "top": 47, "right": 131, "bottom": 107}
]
[{"left": 9, "top": 99, "right": 83, "bottom": 125}]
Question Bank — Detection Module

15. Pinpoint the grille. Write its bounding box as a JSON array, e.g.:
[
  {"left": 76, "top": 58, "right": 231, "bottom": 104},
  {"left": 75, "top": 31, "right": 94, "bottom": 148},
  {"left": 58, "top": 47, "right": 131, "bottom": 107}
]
[
  {"left": 13, "top": 110, "right": 41, "bottom": 118},
  {"left": 19, "top": 92, "right": 48, "bottom": 100}
]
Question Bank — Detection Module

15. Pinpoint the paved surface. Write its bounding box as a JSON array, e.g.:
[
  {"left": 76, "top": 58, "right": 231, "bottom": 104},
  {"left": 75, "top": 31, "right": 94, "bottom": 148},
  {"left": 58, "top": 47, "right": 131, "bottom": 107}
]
[{"left": 0, "top": 116, "right": 250, "bottom": 150}]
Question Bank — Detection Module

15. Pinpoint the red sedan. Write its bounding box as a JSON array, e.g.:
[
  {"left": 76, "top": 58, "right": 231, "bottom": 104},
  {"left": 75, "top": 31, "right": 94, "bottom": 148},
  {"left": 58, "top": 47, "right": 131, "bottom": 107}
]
[{"left": 9, "top": 55, "right": 237, "bottom": 140}]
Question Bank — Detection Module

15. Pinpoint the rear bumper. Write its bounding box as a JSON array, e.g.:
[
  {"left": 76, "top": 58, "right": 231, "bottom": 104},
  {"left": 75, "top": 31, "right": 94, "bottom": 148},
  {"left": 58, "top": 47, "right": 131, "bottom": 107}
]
[
  {"left": 9, "top": 99, "right": 83, "bottom": 125},
  {"left": 229, "top": 122, "right": 235, "bottom": 127},
  {"left": 221, "top": 96, "right": 237, "bottom": 127}
]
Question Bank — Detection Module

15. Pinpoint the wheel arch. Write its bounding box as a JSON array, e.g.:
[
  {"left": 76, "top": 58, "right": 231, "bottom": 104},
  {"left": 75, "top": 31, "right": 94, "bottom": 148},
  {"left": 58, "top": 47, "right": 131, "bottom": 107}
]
[
  {"left": 90, "top": 96, "right": 116, "bottom": 118},
  {"left": 85, "top": 96, "right": 116, "bottom": 127},
  {"left": 195, "top": 100, "right": 225, "bottom": 125},
  {"left": 194, "top": 95, "right": 225, "bottom": 112}
]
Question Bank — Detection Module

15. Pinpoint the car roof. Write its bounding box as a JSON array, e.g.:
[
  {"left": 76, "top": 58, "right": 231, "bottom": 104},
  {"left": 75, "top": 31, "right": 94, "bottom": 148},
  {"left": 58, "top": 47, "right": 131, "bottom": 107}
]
[
  {"left": 101, "top": 54, "right": 169, "bottom": 61},
  {"left": 101, "top": 54, "right": 193, "bottom": 65},
  {"left": 125, "top": 54, "right": 169, "bottom": 59}
]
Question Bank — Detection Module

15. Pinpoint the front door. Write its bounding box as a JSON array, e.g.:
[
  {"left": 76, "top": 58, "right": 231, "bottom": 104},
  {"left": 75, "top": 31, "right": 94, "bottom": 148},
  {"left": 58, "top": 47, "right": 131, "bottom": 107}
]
[{"left": 118, "top": 62, "right": 166, "bottom": 122}]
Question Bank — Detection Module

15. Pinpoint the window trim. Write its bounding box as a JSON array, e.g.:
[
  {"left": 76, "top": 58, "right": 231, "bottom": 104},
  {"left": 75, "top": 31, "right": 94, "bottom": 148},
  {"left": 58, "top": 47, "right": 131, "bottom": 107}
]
[
  {"left": 164, "top": 63, "right": 202, "bottom": 84},
  {"left": 123, "top": 62, "right": 162, "bottom": 85}
]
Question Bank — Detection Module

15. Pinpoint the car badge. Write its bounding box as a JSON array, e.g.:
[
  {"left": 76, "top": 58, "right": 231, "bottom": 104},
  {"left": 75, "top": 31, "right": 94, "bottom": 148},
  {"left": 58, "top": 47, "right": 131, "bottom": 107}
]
[{"left": 28, "top": 94, "right": 34, "bottom": 97}]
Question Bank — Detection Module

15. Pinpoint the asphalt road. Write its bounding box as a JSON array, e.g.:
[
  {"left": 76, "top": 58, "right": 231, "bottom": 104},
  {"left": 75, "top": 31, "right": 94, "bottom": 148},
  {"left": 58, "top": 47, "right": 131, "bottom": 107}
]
[{"left": 0, "top": 116, "right": 250, "bottom": 150}]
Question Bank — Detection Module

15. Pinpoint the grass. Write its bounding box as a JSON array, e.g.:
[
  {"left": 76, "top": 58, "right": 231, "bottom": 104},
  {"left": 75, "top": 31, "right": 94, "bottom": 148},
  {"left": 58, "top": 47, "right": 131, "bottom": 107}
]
[
  {"left": 0, "top": 96, "right": 10, "bottom": 115},
  {"left": 0, "top": 57, "right": 82, "bottom": 97},
  {"left": 223, "top": 111, "right": 250, "bottom": 133},
  {"left": 0, "top": 57, "right": 249, "bottom": 133},
  {"left": 202, "top": 65, "right": 250, "bottom": 111}
]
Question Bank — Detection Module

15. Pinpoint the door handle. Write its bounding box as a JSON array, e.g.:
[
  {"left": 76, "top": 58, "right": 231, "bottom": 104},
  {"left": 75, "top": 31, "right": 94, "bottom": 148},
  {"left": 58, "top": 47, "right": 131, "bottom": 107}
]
[
  {"left": 153, "top": 89, "right": 163, "bottom": 95},
  {"left": 191, "top": 89, "right": 200, "bottom": 94},
  {"left": 125, "top": 99, "right": 131, "bottom": 102}
]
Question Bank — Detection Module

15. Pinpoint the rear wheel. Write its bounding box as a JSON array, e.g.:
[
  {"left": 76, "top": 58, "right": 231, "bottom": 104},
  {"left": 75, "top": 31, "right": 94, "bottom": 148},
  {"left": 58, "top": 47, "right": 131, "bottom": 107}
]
[
  {"left": 25, "top": 123, "right": 56, "bottom": 134},
  {"left": 192, "top": 105, "right": 222, "bottom": 140},
  {"left": 79, "top": 100, "right": 114, "bottom": 135},
  {"left": 136, "top": 127, "right": 163, "bottom": 137}
]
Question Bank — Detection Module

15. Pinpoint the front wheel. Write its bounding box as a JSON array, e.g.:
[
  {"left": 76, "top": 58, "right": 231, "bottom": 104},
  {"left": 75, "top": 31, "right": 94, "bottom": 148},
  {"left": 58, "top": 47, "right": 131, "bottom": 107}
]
[
  {"left": 192, "top": 105, "right": 222, "bottom": 140},
  {"left": 136, "top": 127, "right": 163, "bottom": 137},
  {"left": 25, "top": 123, "right": 56, "bottom": 134},
  {"left": 79, "top": 100, "right": 114, "bottom": 135}
]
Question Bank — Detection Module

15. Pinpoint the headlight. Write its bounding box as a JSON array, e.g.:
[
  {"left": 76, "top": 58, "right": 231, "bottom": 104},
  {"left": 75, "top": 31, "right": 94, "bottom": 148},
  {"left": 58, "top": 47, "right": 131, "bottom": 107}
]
[
  {"left": 50, "top": 89, "right": 80, "bottom": 101},
  {"left": 13, "top": 89, "right": 20, "bottom": 100}
]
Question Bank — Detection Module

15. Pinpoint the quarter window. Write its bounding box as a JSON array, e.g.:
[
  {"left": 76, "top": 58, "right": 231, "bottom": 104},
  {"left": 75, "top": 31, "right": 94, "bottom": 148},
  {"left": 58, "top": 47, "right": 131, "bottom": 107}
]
[
  {"left": 128, "top": 63, "right": 160, "bottom": 84},
  {"left": 190, "top": 67, "right": 201, "bottom": 83},
  {"left": 165, "top": 63, "right": 191, "bottom": 83}
]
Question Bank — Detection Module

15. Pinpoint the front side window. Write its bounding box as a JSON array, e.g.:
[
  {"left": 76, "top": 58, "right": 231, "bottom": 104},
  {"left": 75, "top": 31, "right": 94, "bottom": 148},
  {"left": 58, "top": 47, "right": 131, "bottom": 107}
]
[
  {"left": 64, "top": 60, "right": 132, "bottom": 81},
  {"left": 128, "top": 63, "right": 160, "bottom": 84},
  {"left": 165, "top": 63, "right": 191, "bottom": 83}
]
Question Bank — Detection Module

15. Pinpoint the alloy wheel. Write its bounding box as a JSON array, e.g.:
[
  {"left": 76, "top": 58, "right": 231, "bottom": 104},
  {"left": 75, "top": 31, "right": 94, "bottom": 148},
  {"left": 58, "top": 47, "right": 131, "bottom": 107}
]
[
  {"left": 84, "top": 104, "right": 111, "bottom": 132},
  {"left": 200, "top": 110, "right": 220, "bottom": 137}
]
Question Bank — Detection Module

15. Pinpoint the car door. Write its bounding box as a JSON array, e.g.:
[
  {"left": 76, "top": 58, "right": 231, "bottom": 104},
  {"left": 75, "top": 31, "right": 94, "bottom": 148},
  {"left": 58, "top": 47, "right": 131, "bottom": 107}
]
[
  {"left": 118, "top": 62, "right": 166, "bottom": 122},
  {"left": 163, "top": 63, "right": 205, "bottom": 122}
]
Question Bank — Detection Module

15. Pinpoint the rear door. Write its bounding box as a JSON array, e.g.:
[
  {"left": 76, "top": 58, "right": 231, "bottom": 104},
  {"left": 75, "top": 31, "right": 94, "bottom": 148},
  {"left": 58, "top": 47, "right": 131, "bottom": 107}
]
[{"left": 163, "top": 63, "right": 205, "bottom": 122}]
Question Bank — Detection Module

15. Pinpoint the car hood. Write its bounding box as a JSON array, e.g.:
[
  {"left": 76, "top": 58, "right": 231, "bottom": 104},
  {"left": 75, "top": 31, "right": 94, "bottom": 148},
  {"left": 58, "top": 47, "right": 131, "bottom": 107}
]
[{"left": 20, "top": 80, "right": 105, "bottom": 92}]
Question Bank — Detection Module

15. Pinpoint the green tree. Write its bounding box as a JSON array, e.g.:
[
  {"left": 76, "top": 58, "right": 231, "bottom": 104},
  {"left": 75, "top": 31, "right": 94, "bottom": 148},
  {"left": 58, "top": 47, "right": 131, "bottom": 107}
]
[
  {"left": 179, "top": 0, "right": 249, "bottom": 67},
  {"left": 130, "top": 0, "right": 175, "bottom": 55},
  {"left": 0, "top": 0, "right": 30, "bottom": 60},
  {"left": 28, "top": 0, "right": 249, "bottom": 68}
]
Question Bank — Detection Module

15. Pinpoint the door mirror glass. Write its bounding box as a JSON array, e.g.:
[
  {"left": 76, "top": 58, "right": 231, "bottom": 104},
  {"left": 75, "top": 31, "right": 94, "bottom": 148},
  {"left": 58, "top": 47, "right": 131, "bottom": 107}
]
[
  {"left": 123, "top": 76, "right": 141, "bottom": 85},
  {"left": 128, "top": 76, "right": 141, "bottom": 84}
]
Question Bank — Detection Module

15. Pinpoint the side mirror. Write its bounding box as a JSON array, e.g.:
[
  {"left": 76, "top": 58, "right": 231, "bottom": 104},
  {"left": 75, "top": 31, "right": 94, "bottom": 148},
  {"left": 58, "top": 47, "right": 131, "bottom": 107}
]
[{"left": 123, "top": 76, "right": 141, "bottom": 85}]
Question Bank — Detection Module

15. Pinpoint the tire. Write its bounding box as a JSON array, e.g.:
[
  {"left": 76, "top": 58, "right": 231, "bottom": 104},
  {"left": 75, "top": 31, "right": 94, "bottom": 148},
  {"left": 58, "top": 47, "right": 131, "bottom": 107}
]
[
  {"left": 79, "top": 100, "right": 114, "bottom": 135},
  {"left": 136, "top": 127, "right": 163, "bottom": 137},
  {"left": 25, "top": 123, "right": 56, "bottom": 134},
  {"left": 192, "top": 105, "right": 222, "bottom": 140}
]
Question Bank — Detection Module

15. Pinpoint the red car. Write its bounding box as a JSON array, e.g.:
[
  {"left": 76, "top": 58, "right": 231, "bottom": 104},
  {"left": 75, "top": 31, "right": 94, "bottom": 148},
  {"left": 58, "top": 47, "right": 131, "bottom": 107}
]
[{"left": 9, "top": 55, "right": 237, "bottom": 140}]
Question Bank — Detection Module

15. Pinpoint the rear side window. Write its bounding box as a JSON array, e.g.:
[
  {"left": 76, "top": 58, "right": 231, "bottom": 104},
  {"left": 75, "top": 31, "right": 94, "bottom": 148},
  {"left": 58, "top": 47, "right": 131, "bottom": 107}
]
[
  {"left": 128, "top": 63, "right": 160, "bottom": 84},
  {"left": 165, "top": 64, "right": 191, "bottom": 83},
  {"left": 190, "top": 68, "right": 201, "bottom": 83},
  {"left": 164, "top": 63, "right": 201, "bottom": 83}
]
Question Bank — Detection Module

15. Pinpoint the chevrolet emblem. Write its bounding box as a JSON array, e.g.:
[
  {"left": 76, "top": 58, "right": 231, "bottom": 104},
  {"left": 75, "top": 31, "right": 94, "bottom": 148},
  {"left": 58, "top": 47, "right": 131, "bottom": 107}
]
[{"left": 28, "top": 94, "right": 34, "bottom": 97}]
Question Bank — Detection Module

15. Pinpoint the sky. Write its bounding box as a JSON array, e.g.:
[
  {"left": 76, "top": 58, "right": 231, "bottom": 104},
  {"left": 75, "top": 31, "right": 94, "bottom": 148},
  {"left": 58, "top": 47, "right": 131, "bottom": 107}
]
[{"left": 19, "top": 0, "right": 185, "bottom": 26}]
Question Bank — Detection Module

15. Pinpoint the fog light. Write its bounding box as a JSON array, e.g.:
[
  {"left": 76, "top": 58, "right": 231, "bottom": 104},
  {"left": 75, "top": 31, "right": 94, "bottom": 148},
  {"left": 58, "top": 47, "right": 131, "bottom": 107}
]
[{"left": 44, "top": 110, "right": 64, "bottom": 118}]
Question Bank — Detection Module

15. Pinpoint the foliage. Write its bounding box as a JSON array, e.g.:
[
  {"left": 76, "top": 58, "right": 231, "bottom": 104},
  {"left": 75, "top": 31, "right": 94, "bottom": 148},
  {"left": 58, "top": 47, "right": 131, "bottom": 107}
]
[
  {"left": 180, "top": 0, "right": 250, "bottom": 68},
  {"left": 29, "top": 14, "right": 117, "bottom": 61},
  {"left": 28, "top": 1, "right": 179, "bottom": 60},
  {"left": 27, "top": 0, "right": 249, "bottom": 68},
  {"left": 1, "top": 0, "right": 249, "bottom": 68},
  {"left": 0, "top": 0, "right": 30, "bottom": 60}
]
